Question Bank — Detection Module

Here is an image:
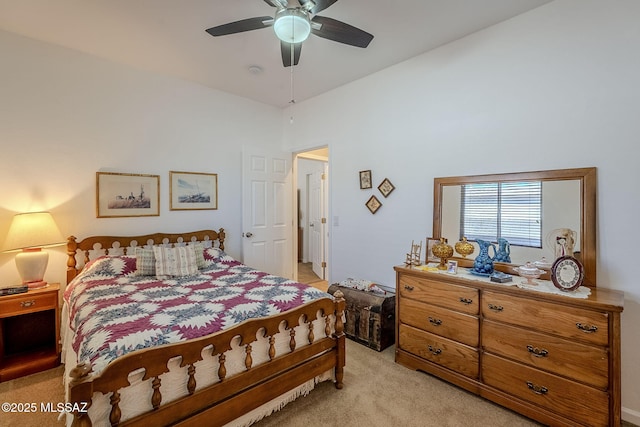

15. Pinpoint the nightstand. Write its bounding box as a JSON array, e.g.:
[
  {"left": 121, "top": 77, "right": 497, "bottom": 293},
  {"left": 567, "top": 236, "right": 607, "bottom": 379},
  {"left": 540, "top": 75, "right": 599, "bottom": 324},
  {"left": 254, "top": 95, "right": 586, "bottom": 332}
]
[{"left": 0, "top": 283, "right": 60, "bottom": 382}]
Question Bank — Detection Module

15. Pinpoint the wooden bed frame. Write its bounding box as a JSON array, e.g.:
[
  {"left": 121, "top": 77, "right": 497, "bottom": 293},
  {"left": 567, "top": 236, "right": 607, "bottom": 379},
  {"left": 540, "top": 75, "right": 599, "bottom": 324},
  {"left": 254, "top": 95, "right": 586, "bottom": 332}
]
[{"left": 65, "top": 229, "right": 345, "bottom": 427}]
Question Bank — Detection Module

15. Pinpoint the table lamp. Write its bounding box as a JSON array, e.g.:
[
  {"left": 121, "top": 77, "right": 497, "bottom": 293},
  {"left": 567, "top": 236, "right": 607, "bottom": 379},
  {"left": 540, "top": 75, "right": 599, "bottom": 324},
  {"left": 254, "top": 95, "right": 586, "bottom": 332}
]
[{"left": 2, "top": 211, "right": 65, "bottom": 289}]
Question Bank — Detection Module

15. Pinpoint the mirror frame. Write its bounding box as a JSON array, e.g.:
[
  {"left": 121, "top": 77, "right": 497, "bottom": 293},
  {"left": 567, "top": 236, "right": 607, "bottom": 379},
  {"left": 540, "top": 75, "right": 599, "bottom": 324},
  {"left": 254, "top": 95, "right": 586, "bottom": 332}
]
[{"left": 433, "top": 167, "right": 597, "bottom": 287}]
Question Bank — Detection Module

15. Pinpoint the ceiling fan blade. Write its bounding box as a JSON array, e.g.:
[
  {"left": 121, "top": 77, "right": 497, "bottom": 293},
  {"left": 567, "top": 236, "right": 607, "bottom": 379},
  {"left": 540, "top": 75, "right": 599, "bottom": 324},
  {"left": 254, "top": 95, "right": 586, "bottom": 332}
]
[
  {"left": 281, "top": 42, "right": 302, "bottom": 67},
  {"left": 301, "top": 0, "right": 338, "bottom": 14},
  {"left": 311, "top": 15, "right": 373, "bottom": 48},
  {"left": 263, "top": 0, "right": 286, "bottom": 7},
  {"left": 206, "top": 16, "right": 273, "bottom": 37}
]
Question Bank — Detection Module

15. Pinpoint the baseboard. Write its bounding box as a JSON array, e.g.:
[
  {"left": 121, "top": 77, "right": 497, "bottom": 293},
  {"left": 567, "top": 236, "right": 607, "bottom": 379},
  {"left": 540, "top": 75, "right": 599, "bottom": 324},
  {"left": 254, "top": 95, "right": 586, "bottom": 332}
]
[{"left": 623, "top": 406, "right": 640, "bottom": 426}]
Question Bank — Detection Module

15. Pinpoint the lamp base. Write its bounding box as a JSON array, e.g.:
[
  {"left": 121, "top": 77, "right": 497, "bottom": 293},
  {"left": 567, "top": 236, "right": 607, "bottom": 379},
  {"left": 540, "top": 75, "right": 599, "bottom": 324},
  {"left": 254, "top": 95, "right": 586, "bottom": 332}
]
[{"left": 15, "top": 248, "right": 49, "bottom": 287}]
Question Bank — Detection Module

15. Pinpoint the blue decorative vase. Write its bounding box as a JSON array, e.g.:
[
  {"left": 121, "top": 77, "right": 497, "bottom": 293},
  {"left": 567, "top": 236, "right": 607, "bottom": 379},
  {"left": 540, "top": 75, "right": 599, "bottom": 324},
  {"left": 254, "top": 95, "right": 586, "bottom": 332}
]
[
  {"left": 472, "top": 239, "right": 496, "bottom": 275},
  {"left": 494, "top": 238, "right": 511, "bottom": 263}
]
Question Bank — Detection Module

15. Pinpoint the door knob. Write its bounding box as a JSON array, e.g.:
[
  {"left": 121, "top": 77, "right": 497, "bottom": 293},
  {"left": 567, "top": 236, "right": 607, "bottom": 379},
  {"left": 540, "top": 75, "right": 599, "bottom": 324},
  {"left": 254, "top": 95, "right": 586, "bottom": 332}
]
[{"left": 244, "top": 232, "right": 253, "bottom": 238}]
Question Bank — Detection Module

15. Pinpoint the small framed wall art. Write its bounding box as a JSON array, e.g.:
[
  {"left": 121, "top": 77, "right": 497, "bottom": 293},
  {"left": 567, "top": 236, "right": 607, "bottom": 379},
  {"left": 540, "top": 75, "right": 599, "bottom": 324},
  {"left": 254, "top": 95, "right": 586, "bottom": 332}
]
[
  {"left": 170, "top": 171, "right": 218, "bottom": 210},
  {"left": 96, "top": 172, "right": 160, "bottom": 218},
  {"left": 366, "top": 195, "right": 382, "bottom": 214},
  {"left": 359, "top": 170, "right": 372, "bottom": 189},
  {"left": 378, "top": 178, "right": 395, "bottom": 197}
]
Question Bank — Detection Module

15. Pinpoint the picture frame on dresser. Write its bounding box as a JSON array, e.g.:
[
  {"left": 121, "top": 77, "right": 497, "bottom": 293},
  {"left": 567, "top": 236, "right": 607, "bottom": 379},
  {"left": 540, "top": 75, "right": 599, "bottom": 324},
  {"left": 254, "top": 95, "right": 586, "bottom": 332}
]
[
  {"left": 426, "top": 237, "right": 440, "bottom": 264},
  {"left": 169, "top": 171, "right": 218, "bottom": 210},
  {"left": 96, "top": 172, "right": 160, "bottom": 218}
]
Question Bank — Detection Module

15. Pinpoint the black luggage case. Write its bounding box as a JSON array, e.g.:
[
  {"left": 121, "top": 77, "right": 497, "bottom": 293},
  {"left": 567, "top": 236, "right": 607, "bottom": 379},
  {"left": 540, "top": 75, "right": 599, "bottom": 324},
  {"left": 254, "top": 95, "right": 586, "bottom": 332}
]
[{"left": 328, "top": 284, "right": 395, "bottom": 351}]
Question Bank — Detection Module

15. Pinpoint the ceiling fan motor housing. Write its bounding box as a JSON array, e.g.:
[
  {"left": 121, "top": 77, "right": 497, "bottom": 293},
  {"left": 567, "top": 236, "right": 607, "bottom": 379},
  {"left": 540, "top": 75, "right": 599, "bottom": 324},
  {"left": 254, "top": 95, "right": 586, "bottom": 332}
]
[{"left": 273, "top": 8, "right": 311, "bottom": 43}]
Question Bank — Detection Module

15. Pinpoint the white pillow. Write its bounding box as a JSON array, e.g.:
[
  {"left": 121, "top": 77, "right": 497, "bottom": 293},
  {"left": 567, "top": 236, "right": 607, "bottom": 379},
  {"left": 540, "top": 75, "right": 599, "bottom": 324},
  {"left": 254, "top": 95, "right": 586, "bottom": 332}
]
[{"left": 153, "top": 246, "right": 198, "bottom": 277}]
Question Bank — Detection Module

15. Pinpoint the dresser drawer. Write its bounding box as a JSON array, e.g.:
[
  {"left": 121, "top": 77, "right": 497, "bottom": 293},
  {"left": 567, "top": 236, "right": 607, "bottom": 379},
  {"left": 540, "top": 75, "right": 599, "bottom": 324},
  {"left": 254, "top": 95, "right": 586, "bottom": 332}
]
[
  {"left": 483, "top": 353, "right": 609, "bottom": 427},
  {"left": 0, "top": 292, "right": 57, "bottom": 317},
  {"left": 482, "top": 320, "right": 608, "bottom": 389},
  {"left": 482, "top": 291, "right": 609, "bottom": 346},
  {"left": 400, "top": 297, "right": 479, "bottom": 347},
  {"left": 399, "top": 324, "right": 479, "bottom": 379},
  {"left": 398, "top": 275, "right": 478, "bottom": 315}
]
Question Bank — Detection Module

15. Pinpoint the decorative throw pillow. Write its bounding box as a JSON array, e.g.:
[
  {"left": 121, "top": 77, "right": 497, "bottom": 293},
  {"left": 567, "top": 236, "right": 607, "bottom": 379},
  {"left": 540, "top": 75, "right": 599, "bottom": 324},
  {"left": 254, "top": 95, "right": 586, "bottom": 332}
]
[
  {"left": 191, "top": 242, "right": 206, "bottom": 269},
  {"left": 153, "top": 245, "right": 198, "bottom": 277},
  {"left": 134, "top": 247, "right": 156, "bottom": 276}
]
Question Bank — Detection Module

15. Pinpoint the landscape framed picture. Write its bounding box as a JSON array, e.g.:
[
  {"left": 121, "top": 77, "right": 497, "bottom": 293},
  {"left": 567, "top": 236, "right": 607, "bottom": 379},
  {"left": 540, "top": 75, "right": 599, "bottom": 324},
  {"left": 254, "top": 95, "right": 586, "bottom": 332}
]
[
  {"left": 170, "top": 171, "right": 218, "bottom": 210},
  {"left": 96, "top": 172, "right": 160, "bottom": 218}
]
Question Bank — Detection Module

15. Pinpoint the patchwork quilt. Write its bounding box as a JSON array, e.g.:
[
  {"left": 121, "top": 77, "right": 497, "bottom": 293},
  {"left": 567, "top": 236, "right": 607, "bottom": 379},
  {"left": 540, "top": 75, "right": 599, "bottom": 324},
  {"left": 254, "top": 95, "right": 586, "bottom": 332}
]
[{"left": 63, "top": 249, "right": 329, "bottom": 375}]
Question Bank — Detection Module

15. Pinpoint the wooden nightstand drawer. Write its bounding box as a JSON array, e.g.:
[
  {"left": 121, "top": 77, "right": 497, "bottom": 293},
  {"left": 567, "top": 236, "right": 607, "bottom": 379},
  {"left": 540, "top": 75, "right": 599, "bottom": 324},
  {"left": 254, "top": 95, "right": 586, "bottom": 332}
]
[
  {"left": 0, "top": 284, "right": 60, "bottom": 382},
  {"left": 0, "top": 290, "right": 57, "bottom": 317}
]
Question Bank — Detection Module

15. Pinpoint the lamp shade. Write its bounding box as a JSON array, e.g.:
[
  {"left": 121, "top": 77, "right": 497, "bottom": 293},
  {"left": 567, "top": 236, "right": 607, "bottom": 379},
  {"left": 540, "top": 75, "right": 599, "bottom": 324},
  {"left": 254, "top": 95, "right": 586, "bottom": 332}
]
[
  {"left": 2, "top": 211, "right": 65, "bottom": 252},
  {"left": 273, "top": 8, "right": 311, "bottom": 44},
  {"left": 2, "top": 212, "right": 65, "bottom": 288}
]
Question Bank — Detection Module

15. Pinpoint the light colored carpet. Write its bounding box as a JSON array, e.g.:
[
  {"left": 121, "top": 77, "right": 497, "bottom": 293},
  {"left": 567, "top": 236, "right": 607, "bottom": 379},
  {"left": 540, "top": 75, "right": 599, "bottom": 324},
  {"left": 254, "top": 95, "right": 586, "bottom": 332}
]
[
  {"left": 252, "top": 341, "right": 542, "bottom": 427},
  {"left": 0, "top": 340, "right": 547, "bottom": 427}
]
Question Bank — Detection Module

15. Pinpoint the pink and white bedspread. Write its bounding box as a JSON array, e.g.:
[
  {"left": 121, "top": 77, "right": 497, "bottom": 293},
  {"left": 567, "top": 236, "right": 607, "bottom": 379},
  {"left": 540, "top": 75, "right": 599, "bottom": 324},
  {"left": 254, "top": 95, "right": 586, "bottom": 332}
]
[{"left": 63, "top": 250, "right": 329, "bottom": 376}]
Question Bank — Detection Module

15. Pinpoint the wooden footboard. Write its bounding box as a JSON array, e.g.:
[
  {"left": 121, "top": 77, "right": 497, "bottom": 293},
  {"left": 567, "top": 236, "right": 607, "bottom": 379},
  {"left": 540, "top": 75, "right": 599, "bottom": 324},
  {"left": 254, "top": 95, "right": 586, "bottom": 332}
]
[{"left": 67, "top": 293, "right": 345, "bottom": 427}]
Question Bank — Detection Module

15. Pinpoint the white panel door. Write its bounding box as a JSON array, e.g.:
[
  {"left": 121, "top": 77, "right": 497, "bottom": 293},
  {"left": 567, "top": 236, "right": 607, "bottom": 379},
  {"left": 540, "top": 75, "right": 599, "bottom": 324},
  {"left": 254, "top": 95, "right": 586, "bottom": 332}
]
[
  {"left": 309, "top": 170, "right": 325, "bottom": 279},
  {"left": 242, "top": 149, "right": 293, "bottom": 278}
]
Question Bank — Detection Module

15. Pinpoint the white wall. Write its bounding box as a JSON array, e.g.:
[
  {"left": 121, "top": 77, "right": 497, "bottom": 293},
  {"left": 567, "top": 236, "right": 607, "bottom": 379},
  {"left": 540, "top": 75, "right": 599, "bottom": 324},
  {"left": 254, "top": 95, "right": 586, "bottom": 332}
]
[
  {"left": 0, "top": 30, "right": 284, "bottom": 286},
  {"left": 283, "top": 0, "right": 640, "bottom": 422}
]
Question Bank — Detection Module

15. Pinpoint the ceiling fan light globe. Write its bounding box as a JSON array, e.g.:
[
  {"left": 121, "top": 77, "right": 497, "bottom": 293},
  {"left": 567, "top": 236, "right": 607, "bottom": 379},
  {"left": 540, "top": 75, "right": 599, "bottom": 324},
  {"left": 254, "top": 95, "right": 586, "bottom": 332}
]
[{"left": 274, "top": 9, "right": 311, "bottom": 43}]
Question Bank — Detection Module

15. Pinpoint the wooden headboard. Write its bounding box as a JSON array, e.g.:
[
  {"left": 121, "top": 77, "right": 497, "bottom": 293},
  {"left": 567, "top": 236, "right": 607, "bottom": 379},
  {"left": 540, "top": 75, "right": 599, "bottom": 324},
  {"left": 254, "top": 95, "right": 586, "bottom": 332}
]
[{"left": 66, "top": 228, "right": 225, "bottom": 284}]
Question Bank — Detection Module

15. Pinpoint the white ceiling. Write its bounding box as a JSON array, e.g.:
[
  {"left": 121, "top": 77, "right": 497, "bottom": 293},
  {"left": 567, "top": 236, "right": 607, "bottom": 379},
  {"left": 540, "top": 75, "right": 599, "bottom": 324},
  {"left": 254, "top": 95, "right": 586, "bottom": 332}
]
[{"left": 0, "top": 0, "right": 552, "bottom": 108}]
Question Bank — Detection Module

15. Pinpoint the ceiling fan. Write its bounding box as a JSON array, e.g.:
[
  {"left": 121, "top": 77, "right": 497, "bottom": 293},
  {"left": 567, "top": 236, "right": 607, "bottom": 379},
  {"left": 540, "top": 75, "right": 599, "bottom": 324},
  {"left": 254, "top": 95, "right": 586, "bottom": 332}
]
[{"left": 205, "top": 0, "right": 374, "bottom": 67}]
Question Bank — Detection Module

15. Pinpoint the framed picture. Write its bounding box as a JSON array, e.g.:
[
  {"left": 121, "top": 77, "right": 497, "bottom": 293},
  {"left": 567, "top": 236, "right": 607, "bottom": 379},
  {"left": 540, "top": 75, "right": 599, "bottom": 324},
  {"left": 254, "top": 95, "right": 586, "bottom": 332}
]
[
  {"left": 96, "top": 172, "right": 160, "bottom": 218},
  {"left": 366, "top": 195, "right": 382, "bottom": 214},
  {"left": 170, "top": 171, "right": 218, "bottom": 210},
  {"left": 378, "top": 178, "right": 395, "bottom": 197},
  {"left": 426, "top": 237, "right": 440, "bottom": 264},
  {"left": 447, "top": 260, "right": 459, "bottom": 274},
  {"left": 359, "top": 170, "right": 372, "bottom": 189}
]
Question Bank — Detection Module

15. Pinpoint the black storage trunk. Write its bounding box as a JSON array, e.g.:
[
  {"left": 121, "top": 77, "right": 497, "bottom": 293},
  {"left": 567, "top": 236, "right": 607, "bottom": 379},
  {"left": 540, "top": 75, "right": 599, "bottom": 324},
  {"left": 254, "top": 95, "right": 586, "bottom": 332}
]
[{"left": 328, "top": 284, "right": 395, "bottom": 351}]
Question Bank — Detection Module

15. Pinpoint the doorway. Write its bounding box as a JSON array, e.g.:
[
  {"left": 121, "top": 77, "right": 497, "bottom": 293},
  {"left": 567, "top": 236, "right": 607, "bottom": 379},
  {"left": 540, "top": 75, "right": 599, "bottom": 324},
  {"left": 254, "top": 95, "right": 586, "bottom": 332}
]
[{"left": 296, "top": 147, "right": 329, "bottom": 291}]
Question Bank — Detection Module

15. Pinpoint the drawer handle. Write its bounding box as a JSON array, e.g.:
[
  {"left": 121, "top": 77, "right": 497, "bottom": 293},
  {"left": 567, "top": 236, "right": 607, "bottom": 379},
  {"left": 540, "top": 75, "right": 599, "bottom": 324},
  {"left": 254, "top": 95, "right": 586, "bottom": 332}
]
[
  {"left": 576, "top": 323, "right": 598, "bottom": 333},
  {"left": 427, "top": 345, "right": 442, "bottom": 356},
  {"left": 403, "top": 285, "right": 414, "bottom": 291},
  {"left": 487, "top": 303, "right": 503, "bottom": 312},
  {"left": 428, "top": 317, "right": 442, "bottom": 326},
  {"left": 526, "top": 345, "right": 549, "bottom": 358},
  {"left": 20, "top": 300, "right": 36, "bottom": 308},
  {"left": 459, "top": 297, "right": 473, "bottom": 305},
  {"left": 526, "top": 381, "right": 548, "bottom": 395}
]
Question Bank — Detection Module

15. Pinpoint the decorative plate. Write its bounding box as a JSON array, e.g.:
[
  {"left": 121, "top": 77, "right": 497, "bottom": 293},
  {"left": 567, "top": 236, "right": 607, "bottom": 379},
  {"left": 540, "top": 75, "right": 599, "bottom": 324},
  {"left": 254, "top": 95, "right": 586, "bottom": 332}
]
[{"left": 550, "top": 256, "right": 584, "bottom": 292}]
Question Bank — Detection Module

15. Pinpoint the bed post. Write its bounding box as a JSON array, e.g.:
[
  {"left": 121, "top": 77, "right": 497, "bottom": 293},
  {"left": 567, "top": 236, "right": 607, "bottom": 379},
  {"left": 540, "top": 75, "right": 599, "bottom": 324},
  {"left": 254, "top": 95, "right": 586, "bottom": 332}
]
[
  {"left": 67, "top": 235, "right": 79, "bottom": 284},
  {"left": 68, "top": 363, "right": 94, "bottom": 427},
  {"left": 332, "top": 290, "right": 346, "bottom": 389},
  {"left": 218, "top": 228, "right": 226, "bottom": 250}
]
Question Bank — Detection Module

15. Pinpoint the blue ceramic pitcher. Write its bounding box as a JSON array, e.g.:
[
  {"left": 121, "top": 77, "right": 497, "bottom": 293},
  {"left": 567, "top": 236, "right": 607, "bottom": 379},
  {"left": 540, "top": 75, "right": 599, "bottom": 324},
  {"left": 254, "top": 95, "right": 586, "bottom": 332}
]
[
  {"left": 472, "top": 239, "right": 496, "bottom": 275},
  {"left": 494, "top": 238, "right": 511, "bottom": 263}
]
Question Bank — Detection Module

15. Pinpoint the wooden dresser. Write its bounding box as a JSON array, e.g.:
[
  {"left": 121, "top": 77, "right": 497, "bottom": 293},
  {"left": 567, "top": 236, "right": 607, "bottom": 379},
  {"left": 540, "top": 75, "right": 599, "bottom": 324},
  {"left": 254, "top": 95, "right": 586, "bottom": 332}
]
[{"left": 394, "top": 266, "right": 624, "bottom": 427}]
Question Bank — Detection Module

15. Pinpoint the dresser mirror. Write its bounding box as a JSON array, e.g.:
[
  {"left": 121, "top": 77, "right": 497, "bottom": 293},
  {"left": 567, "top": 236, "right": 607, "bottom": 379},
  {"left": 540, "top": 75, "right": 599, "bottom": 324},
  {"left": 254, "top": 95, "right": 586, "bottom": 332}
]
[{"left": 433, "top": 167, "right": 597, "bottom": 287}]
